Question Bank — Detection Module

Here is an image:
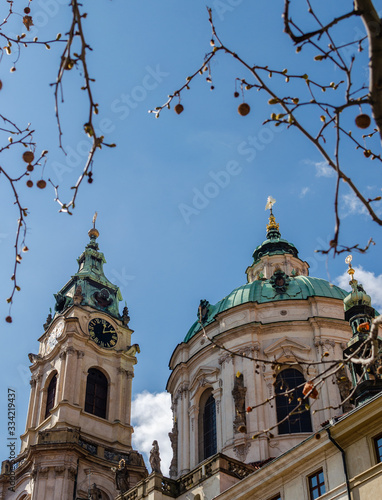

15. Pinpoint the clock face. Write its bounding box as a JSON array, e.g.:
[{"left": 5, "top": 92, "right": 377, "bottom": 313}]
[
  {"left": 88, "top": 318, "right": 117, "bottom": 349},
  {"left": 46, "top": 320, "right": 65, "bottom": 354}
]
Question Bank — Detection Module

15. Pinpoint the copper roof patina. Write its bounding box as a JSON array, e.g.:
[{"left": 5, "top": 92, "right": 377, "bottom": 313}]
[{"left": 184, "top": 276, "right": 347, "bottom": 342}]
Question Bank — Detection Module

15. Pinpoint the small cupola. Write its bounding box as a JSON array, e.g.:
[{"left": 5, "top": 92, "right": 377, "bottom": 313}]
[{"left": 246, "top": 197, "right": 309, "bottom": 282}]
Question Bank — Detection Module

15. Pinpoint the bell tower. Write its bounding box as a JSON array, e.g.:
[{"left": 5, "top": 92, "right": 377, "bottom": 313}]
[
  {"left": 0, "top": 218, "right": 147, "bottom": 499},
  {"left": 342, "top": 255, "right": 382, "bottom": 406}
]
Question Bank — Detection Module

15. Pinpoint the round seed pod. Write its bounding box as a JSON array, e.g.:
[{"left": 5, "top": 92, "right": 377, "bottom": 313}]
[
  {"left": 238, "top": 103, "right": 250, "bottom": 116},
  {"left": 23, "top": 151, "right": 34, "bottom": 163},
  {"left": 355, "top": 114, "right": 371, "bottom": 129}
]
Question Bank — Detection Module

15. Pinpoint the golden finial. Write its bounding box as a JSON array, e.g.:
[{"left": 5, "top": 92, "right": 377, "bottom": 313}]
[
  {"left": 88, "top": 211, "right": 99, "bottom": 239},
  {"left": 265, "top": 196, "right": 279, "bottom": 232},
  {"left": 345, "top": 255, "right": 355, "bottom": 282}
]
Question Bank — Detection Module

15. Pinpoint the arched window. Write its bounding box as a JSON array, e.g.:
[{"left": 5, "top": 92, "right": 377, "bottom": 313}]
[
  {"left": 275, "top": 368, "right": 312, "bottom": 434},
  {"left": 85, "top": 368, "right": 108, "bottom": 419},
  {"left": 45, "top": 373, "right": 57, "bottom": 419},
  {"left": 198, "top": 389, "right": 217, "bottom": 461}
]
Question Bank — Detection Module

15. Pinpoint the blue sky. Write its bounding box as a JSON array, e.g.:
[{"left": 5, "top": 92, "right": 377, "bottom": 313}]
[{"left": 1, "top": 0, "right": 382, "bottom": 472}]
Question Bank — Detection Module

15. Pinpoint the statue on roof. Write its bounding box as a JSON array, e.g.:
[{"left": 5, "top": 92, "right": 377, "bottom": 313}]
[{"left": 149, "top": 440, "right": 162, "bottom": 474}]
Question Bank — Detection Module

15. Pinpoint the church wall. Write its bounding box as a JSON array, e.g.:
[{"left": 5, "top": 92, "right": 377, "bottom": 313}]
[
  {"left": 168, "top": 293, "right": 352, "bottom": 473},
  {"left": 211, "top": 394, "right": 382, "bottom": 500}
]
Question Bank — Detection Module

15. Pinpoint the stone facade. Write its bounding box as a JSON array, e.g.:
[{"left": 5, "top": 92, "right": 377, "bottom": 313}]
[{"left": 118, "top": 393, "right": 382, "bottom": 500}]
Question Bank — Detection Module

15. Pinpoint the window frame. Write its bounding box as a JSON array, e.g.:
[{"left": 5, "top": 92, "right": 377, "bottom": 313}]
[
  {"left": 374, "top": 433, "right": 382, "bottom": 463},
  {"left": 44, "top": 372, "right": 57, "bottom": 420},
  {"left": 275, "top": 367, "right": 313, "bottom": 435},
  {"left": 307, "top": 468, "right": 326, "bottom": 500},
  {"left": 84, "top": 367, "right": 108, "bottom": 419},
  {"left": 198, "top": 388, "right": 217, "bottom": 462}
]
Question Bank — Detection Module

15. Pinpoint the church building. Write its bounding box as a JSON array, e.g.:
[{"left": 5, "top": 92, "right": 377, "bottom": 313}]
[{"left": 1, "top": 205, "right": 382, "bottom": 500}]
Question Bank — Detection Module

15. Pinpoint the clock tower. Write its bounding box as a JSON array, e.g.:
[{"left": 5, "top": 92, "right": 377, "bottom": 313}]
[{"left": 0, "top": 221, "right": 147, "bottom": 499}]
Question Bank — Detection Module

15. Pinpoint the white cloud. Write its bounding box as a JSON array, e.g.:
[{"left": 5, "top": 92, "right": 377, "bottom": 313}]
[
  {"left": 131, "top": 391, "right": 173, "bottom": 475},
  {"left": 300, "top": 186, "right": 310, "bottom": 198},
  {"left": 315, "top": 161, "right": 335, "bottom": 177},
  {"left": 303, "top": 159, "right": 335, "bottom": 178},
  {"left": 335, "top": 266, "right": 382, "bottom": 311},
  {"left": 340, "top": 192, "right": 368, "bottom": 218}
]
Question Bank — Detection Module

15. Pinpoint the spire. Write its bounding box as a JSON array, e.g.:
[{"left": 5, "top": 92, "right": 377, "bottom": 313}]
[
  {"left": 246, "top": 198, "right": 309, "bottom": 282},
  {"left": 53, "top": 216, "right": 123, "bottom": 319},
  {"left": 265, "top": 196, "right": 281, "bottom": 239},
  {"left": 88, "top": 211, "right": 100, "bottom": 241},
  {"left": 251, "top": 197, "right": 298, "bottom": 264},
  {"left": 343, "top": 255, "right": 372, "bottom": 313}
]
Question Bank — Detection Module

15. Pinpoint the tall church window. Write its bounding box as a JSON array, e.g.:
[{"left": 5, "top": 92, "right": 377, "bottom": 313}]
[
  {"left": 45, "top": 372, "right": 57, "bottom": 419},
  {"left": 85, "top": 368, "right": 108, "bottom": 419},
  {"left": 275, "top": 368, "right": 312, "bottom": 434},
  {"left": 198, "top": 389, "right": 217, "bottom": 461}
]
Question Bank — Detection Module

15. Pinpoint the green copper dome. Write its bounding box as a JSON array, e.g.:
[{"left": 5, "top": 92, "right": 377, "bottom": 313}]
[{"left": 184, "top": 276, "right": 347, "bottom": 342}]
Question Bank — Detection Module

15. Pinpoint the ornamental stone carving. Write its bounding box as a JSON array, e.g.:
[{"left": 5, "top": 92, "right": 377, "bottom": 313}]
[
  {"left": 264, "top": 337, "right": 311, "bottom": 363},
  {"left": 54, "top": 466, "right": 66, "bottom": 477},
  {"left": 232, "top": 374, "right": 247, "bottom": 433},
  {"left": 39, "top": 467, "right": 49, "bottom": 477},
  {"left": 233, "top": 442, "right": 251, "bottom": 462},
  {"left": 336, "top": 366, "right": 353, "bottom": 412},
  {"left": 73, "top": 284, "right": 84, "bottom": 305},
  {"left": 122, "top": 306, "right": 130, "bottom": 326},
  {"left": 169, "top": 421, "right": 178, "bottom": 479},
  {"left": 175, "top": 383, "right": 189, "bottom": 402},
  {"left": 68, "top": 466, "right": 77, "bottom": 480},
  {"left": 269, "top": 270, "right": 290, "bottom": 294},
  {"left": 218, "top": 353, "right": 233, "bottom": 366},
  {"left": 190, "top": 367, "right": 220, "bottom": 399},
  {"left": 88, "top": 483, "right": 102, "bottom": 499},
  {"left": 198, "top": 299, "right": 210, "bottom": 324}
]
